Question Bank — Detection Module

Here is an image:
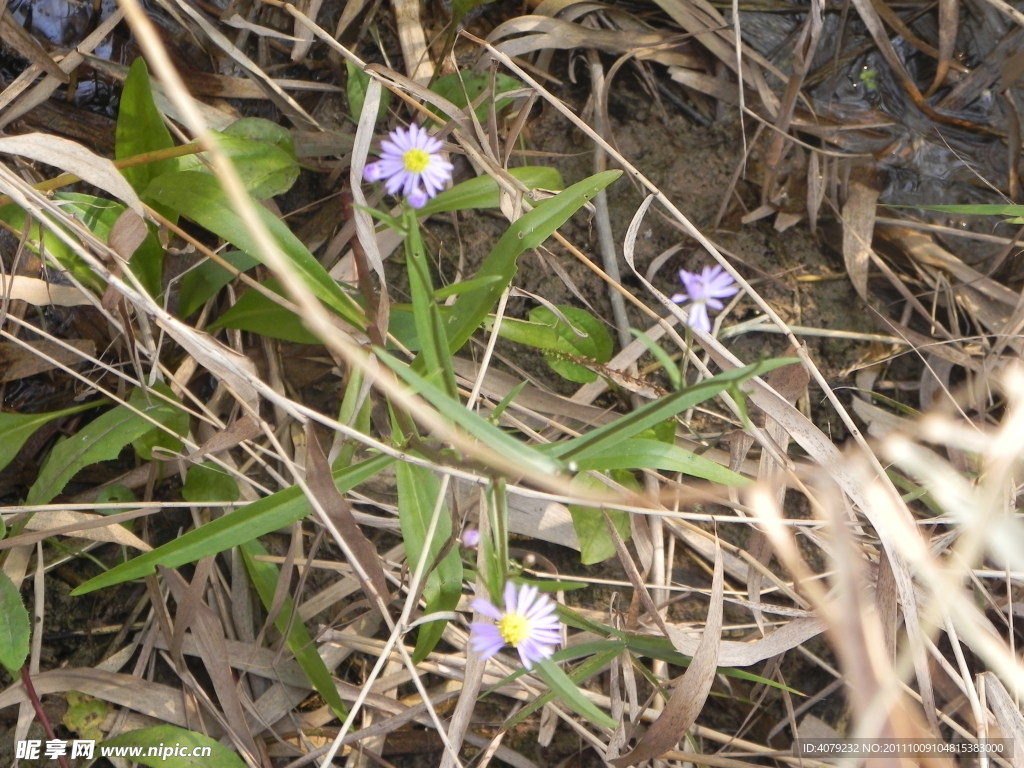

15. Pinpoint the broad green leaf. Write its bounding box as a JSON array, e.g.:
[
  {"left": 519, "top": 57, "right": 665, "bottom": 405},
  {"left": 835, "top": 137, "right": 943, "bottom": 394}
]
[
  {"left": 100, "top": 726, "right": 246, "bottom": 768},
  {"left": 116, "top": 58, "right": 180, "bottom": 194},
  {"left": 70, "top": 454, "right": 393, "bottom": 594},
  {"left": 394, "top": 453, "right": 462, "bottom": 661},
  {"left": 182, "top": 461, "right": 240, "bottom": 503},
  {"left": 26, "top": 387, "right": 187, "bottom": 506},
  {"left": 519, "top": 305, "right": 613, "bottom": 384},
  {"left": 215, "top": 128, "right": 299, "bottom": 200},
  {"left": 428, "top": 71, "right": 522, "bottom": 125},
  {"left": 145, "top": 171, "right": 366, "bottom": 330},
  {"left": 572, "top": 438, "right": 750, "bottom": 486},
  {"left": 546, "top": 357, "right": 798, "bottom": 462},
  {"left": 240, "top": 540, "right": 348, "bottom": 718},
  {"left": 534, "top": 657, "right": 618, "bottom": 729},
  {"left": 440, "top": 170, "right": 620, "bottom": 357},
  {"left": 0, "top": 401, "right": 101, "bottom": 475},
  {"left": 130, "top": 383, "right": 188, "bottom": 461},
  {"left": 346, "top": 60, "right": 390, "bottom": 121},
  {"left": 568, "top": 471, "right": 634, "bottom": 565},
  {"left": 417, "top": 166, "right": 563, "bottom": 216},
  {"left": 0, "top": 570, "right": 29, "bottom": 674},
  {"left": 210, "top": 286, "right": 322, "bottom": 344},
  {"left": 178, "top": 250, "right": 260, "bottom": 318}
]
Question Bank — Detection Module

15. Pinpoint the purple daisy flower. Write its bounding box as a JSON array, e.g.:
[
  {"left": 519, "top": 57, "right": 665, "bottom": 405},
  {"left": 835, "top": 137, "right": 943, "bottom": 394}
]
[
  {"left": 671, "top": 264, "right": 739, "bottom": 333},
  {"left": 363, "top": 124, "right": 454, "bottom": 208},
  {"left": 470, "top": 582, "right": 562, "bottom": 669}
]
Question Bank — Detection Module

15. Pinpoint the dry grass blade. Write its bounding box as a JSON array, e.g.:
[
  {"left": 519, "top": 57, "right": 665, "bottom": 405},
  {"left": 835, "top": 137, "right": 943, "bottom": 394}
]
[{"left": 610, "top": 546, "right": 723, "bottom": 767}]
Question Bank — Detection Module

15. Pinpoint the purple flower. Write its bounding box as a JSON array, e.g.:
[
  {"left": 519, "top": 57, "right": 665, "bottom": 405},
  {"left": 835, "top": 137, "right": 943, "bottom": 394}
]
[
  {"left": 461, "top": 528, "right": 480, "bottom": 548},
  {"left": 470, "top": 582, "right": 562, "bottom": 668},
  {"left": 363, "top": 124, "right": 454, "bottom": 208},
  {"left": 671, "top": 264, "right": 739, "bottom": 333}
]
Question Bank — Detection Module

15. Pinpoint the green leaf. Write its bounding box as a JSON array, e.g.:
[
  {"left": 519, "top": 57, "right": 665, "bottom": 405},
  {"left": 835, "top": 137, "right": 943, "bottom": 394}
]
[
  {"left": 209, "top": 285, "right": 322, "bottom": 344},
  {"left": 26, "top": 387, "right": 187, "bottom": 506},
  {"left": 0, "top": 570, "right": 29, "bottom": 675},
  {"left": 546, "top": 358, "right": 799, "bottom": 462},
  {"left": 0, "top": 193, "right": 165, "bottom": 297},
  {"left": 528, "top": 305, "right": 613, "bottom": 384},
  {"left": 70, "top": 454, "right": 393, "bottom": 595},
  {"left": 428, "top": 71, "right": 522, "bottom": 125},
  {"left": 215, "top": 123, "right": 300, "bottom": 200},
  {"left": 145, "top": 171, "right": 366, "bottom": 330},
  {"left": 178, "top": 251, "right": 260, "bottom": 318},
  {"left": 417, "top": 166, "right": 563, "bottom": 216},
  {"left": 116, "top": 58, "right": 180, "bottom": 194},
  {"left": 440, "top": 170, "right": 621, "bottom": 357},
  {"left": 240, "top": 540, "right": 348, "bottom": 718},
  {"left": 534, "top": 657, "right": 618, "bottom": 729},
  {"left": 572, "top": 438, "right": 749, "bottom": 485},
  {"left": 403, "top": 208, "right": 456, "bottom": 396},
  {"left": 376, "top": 347, "right": 564, "bottom": 479},
  {"left": 100, "top": 726, "right": 246, "bottom": 768},
  {"left": 568, "top": 472, "right": 634, "bottom": 565},
  {"left": 346, "top": 61, "right": 390, "bottom": 121},
  {"left": 0, "top": 401, "right": 101, "bottom": 475},
  {"left": 130, "top": 383, "right": 188, "bottom": 461},
  {"left": 393, "top": 454, "right": 462, "bottom": 662},
  {"left": 182, "top": 461, "right": 240, "bottom": 503}
]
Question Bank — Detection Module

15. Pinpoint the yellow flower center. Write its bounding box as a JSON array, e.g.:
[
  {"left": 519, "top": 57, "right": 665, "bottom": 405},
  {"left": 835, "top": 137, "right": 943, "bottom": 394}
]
[
  {"left": 498, "top": 613, "right": 530, "bottom": 647},
  {"left": 403, "top": 148, "right": 430, "bottom": 174}
]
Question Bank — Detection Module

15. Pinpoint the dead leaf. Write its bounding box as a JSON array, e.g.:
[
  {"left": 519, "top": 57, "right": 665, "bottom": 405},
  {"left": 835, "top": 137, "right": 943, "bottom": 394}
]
[
  {"left": 304, "top": 423, "right": 392, "bottom": 616},
  {"left": 0, "top": 338, "right": 96, "bottom": 381},
  {"left": 1, "top": 276, "right": 93, "bottom": 307},
  {"left": 841, "top": 178, "right": 879, "bottom": 300},
  {"left": 610, "top": 546, "right": 723, "bottom": 767},
  {"left": 0, "top": 134, "right": 143, "bottom": 215}
]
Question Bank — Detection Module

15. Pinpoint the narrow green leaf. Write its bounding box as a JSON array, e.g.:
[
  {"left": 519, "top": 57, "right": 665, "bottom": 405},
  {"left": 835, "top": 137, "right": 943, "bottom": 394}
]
[
  {"left": 0, "top": 401, "right": 102, "bottom": 475},
  {"left": 70, "top": 454, "right": 393, "bottom": 595},
  {"left": 572, "top": 438, "right": 750, "bottom": 485},
  {"left": 26, "top": 388, "right": 186, "bottom": 506},
  {"left": 441, "top": 170, "right": 621, "bottom": 356},
  {"left": 240, "top": 540, "right": 348, "bottom": 718},
  {"left": 394, "top": 454, "right": 462, "bottom": 661},
  {"left": 0, "top": 570, "right": 29, "bottom": 674},
  {"left": 375, "top": 347, "right": 564, "bottom": 478},
  {"left": 547, "top": 358, "right": 799, "bottom": 462},
  {"left": 534, "top": 657, "right": 618, "bottom": 729},
  {"left": 100, "top": 726, "right": 246, "bottom": 768},
  {"left": 417, "top": 166, "right": 563, "bottom": 216},
  {"left": 403, "top": 208, "right": 456, "bottom": 396},
  {"left": 144, "top": 171, "right": 366, "bottom": 330}
]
